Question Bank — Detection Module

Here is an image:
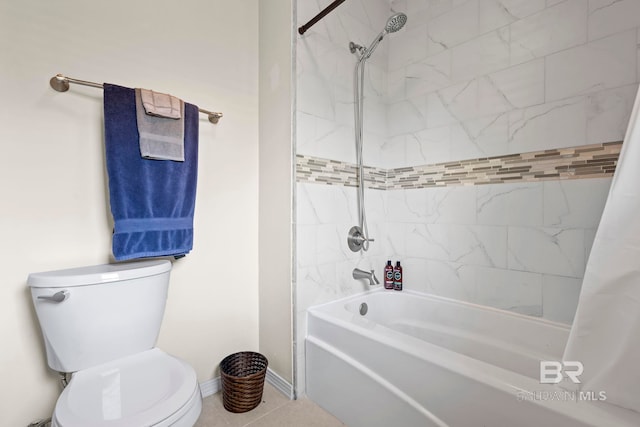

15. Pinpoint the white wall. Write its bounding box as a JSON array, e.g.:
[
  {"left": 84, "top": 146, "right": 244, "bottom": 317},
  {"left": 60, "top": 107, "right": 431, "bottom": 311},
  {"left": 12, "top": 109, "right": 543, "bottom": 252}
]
[
  {"left": 258, "top": 0, "right": 294, "bottom": 385},
  {"left": 0, "top": 1, "right": 259, "bottom": 424}
]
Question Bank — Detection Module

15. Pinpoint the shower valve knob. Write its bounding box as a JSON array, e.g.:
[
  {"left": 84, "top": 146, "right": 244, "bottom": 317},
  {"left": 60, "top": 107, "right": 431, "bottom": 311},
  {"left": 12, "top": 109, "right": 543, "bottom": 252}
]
[{"left": 347, "top": 226, "right": 374, "bottom": 252}]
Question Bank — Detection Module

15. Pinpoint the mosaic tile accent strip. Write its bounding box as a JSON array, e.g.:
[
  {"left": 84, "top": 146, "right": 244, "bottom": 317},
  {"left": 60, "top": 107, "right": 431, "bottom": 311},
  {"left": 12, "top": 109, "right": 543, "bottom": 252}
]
[
  {"left": 296, "top": 142, "right": 622, "bottom": 190},
  {"left": 295, "top": 156, "right": 387, "bottom": 190}
]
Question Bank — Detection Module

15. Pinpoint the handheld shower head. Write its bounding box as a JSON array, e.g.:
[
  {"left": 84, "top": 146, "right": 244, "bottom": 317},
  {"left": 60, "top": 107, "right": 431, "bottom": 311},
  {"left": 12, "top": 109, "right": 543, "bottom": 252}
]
[
  {"left": 357, "top": 12, "right": 408, "bottom": 60},
  {"left": 384, "top": 12, "right": 407, "bottom": 34}
]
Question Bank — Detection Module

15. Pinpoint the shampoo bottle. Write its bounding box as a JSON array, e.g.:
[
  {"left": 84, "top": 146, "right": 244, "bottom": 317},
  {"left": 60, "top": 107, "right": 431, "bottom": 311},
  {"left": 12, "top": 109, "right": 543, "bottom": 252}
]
[
  {"left": 384, "top": 260, "right": 394, "bottom": 290},
  {"left": 393, "top": 261, "right": 403, "bottom": 291}
]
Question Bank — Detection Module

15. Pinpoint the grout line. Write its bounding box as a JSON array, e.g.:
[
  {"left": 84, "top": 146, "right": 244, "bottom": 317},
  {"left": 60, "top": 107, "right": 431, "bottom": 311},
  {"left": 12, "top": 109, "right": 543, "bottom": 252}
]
[{"left": 242, "top": 393, "right": 293, "bottom": 427}]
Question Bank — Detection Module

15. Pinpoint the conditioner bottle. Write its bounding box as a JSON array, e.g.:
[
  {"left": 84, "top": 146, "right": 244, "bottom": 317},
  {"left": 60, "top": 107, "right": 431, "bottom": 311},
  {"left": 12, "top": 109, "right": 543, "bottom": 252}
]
[{"left": 393, "top": 261, "right": 403, "bottom": 291}]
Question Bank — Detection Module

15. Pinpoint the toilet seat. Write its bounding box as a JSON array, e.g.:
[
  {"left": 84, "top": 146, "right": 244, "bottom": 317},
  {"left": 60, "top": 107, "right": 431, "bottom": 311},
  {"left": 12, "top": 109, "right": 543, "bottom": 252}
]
[{"left": 52, "top": 348, "right": 201, "bottom": 427}]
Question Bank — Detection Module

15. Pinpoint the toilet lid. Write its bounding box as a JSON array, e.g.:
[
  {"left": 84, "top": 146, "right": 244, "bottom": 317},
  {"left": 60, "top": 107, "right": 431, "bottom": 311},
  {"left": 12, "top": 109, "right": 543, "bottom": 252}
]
[{"left": 55, "top": 348, "right": 198, "bottom": 427}]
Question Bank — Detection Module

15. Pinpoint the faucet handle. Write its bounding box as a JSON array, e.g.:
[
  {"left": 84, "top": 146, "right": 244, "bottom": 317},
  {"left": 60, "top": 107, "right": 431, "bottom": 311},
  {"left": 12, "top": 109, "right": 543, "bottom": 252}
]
[
  {"left": 347, "top": 226, "right": 375, "bottom": 252},
  {"left": 37, "top": 290, "right": 69, "bottom": 303}
]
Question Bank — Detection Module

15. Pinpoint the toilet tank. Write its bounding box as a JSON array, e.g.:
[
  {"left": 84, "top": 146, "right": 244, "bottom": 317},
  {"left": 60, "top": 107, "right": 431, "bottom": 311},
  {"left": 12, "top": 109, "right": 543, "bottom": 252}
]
[{"left": 28, "top": 260, "right": 172, "bottom": 373}]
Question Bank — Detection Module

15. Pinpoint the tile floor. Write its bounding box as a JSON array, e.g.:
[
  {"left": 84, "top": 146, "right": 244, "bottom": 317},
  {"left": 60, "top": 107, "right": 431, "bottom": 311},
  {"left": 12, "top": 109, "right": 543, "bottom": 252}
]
[{"left": 194, "top": 383, "right": 346, "bottom": 426}]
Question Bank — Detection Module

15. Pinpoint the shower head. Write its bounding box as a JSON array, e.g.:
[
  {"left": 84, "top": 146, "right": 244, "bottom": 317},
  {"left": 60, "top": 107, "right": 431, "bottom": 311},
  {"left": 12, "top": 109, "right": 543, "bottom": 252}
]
[
  {"left": 384, "top": 13, "right": 407, "bottom": 34},
  {"left": 356, "top": 12, "right": 407, "bottom": 60}
]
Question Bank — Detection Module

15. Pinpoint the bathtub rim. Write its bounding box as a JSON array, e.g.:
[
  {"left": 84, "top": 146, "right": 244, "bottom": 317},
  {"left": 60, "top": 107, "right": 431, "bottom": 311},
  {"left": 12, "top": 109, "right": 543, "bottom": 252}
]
[
  {"left": 306, "top": 288, "right": 640, "bottom": 427},
  {"left": 308, "top": 288, "right": 572, "bottom": 330}
]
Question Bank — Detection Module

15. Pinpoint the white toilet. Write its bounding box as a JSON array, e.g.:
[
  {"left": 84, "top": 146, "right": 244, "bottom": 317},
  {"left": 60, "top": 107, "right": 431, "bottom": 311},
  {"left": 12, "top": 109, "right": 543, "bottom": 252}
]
[{"left": 28, "top": 260, "right": 202, "bottom": 427}]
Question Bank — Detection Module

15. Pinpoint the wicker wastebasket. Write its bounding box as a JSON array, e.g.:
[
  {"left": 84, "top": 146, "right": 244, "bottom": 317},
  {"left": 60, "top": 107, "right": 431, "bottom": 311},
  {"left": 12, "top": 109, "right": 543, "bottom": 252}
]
[{"left": 220, "top": 351, "right": 269, "bottom": 413}]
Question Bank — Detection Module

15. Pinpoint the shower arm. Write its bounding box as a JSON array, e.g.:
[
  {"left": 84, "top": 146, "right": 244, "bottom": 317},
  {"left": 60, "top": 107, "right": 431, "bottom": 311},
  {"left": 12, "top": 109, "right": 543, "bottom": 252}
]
[{"left": 350, "top": 32, "right": 385, "bottom": 62}]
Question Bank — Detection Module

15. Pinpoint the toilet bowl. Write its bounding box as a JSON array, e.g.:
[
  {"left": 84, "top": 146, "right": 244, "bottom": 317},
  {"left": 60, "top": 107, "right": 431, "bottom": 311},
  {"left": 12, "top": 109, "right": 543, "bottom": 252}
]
[
  {"left": 28, "top": 260, "right": 202, "bottom": 426},
  {"left": 52, "top": 349, "right": 202, "bottom": 427}
]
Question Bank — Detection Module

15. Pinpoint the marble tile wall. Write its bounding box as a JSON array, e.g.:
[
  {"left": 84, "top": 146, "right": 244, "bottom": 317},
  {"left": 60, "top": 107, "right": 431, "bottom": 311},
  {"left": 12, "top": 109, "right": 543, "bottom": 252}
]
[
  {"left": 295, "top": 0, "right": 393, "bottom": 394},
  {"left": 295, "top": 181, "right": 391, "bottom": 394},
  {"left": 294, "top": 0, "right": 640, "bottom": 394},
  {"left": 385, "top": 0, "right": 639, "bottom": 166},
  {"left": 376, "top": 0, "right": 640, "bottom": 327},
  {"left": 391, "top": 177, "right": 611, "bottom": 317}
]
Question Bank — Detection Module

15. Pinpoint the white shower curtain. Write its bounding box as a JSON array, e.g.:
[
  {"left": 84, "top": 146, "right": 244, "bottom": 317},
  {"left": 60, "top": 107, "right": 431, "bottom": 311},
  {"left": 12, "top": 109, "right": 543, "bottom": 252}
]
[{"left": 563, "top": 85, "right": 640, "bottom": 414}]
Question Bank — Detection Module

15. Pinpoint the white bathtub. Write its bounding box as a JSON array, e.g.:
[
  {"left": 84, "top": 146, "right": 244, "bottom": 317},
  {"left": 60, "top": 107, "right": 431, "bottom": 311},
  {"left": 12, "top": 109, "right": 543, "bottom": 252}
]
[{"left": 305, "top": 289, "right": 640, "bottom": 427}]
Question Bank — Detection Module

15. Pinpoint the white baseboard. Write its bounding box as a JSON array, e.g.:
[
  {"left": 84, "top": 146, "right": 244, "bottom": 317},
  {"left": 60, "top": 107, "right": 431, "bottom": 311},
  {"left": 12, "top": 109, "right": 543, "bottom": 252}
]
[
  {"left": 199, "top": 377, "right": 221, "bottom": 398},
  {"left": 199, "top": 368, "right": 294, "bottom": 400},
  {"left": 266, "top": 367, "right": 295, "bottom": 399}
]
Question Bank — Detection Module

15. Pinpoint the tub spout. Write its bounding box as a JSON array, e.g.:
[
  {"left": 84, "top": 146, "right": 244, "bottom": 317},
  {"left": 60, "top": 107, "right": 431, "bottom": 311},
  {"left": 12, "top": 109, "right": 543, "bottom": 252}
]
[{"left": 352, "top": 268, "right": 380, "bottom": 286}]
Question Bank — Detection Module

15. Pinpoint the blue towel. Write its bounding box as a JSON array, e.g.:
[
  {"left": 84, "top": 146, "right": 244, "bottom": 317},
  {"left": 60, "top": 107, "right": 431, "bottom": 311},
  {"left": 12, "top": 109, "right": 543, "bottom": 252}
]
[{"left": 103, "top": 83, "right": 198, "bottom": 261}]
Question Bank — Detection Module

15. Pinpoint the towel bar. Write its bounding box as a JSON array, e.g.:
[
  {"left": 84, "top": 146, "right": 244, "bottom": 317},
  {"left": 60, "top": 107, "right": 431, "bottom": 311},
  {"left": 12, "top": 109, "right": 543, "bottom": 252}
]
[{"left": 49, "top": 74, "right": 223, "bottom": 124}]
